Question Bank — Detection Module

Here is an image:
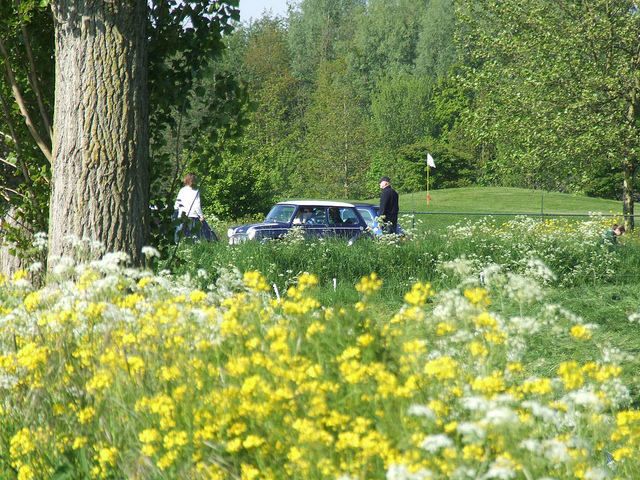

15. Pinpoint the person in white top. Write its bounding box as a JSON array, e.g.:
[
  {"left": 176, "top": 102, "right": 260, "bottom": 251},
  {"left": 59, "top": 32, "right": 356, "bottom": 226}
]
[{"left": 174, "top": 173, "right": 204, "bottom": 221}]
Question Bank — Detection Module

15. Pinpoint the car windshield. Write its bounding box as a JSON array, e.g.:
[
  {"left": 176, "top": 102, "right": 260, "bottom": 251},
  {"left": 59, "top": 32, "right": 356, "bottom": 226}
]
[
  {"left": 265, "top": 204, "right": 295, "bottom": 223},
  {"left": 357, "top": 208, "right": 375, "bottom": 227}
]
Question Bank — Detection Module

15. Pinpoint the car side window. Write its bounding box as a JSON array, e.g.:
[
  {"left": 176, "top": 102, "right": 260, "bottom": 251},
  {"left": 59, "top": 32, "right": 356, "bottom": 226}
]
[
  {"left": 307, "top": 207, "right": 327, "bottom": 225},
  {"left": 341, "top": 208, "right": 358, "bottom": 225},
  {"left": 328, "top": 207, "right": 344, "bottom": 225},
  {"left": 357, "top": 209, "right": 374, "bottom": 227}
]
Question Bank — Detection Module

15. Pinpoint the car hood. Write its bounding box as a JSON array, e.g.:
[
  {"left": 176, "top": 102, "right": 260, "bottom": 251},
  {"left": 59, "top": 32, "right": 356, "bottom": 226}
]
[{"left": 228, "top": 221, "right": 289, "bottom": 235}]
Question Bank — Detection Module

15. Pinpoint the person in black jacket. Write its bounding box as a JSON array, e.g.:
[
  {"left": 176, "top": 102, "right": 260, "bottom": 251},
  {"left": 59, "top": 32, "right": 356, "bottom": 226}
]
[{"left": 379, "top": 176, "right": 399, "bottom": 234}]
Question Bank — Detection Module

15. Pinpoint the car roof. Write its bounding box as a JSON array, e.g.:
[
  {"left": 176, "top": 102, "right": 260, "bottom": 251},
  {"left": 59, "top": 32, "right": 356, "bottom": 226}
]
[
  {"left": 277, "top": 200, "right": 357, "bottom": 208},
  {"left": 352, "top": 203, "right": 378, "bottom": 208}
]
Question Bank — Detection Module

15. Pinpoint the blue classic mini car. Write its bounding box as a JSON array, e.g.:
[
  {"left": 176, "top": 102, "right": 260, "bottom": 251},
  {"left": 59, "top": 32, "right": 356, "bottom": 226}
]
[{"left": 227, "top": 200, "right": 369, "bottom": 244}]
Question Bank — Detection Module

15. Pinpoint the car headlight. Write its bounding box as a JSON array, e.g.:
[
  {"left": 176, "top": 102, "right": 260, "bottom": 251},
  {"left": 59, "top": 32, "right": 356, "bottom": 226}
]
[
  {"left": 247, "top": 227, "right": 257, "bottom": 240},
  {"left": 227, "top": 227, "right": 236, "bottom": 238}
]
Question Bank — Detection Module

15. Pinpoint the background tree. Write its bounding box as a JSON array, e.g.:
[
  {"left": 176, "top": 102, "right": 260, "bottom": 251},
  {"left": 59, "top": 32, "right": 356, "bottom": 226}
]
[
  {"left": 0, "top": 2, "right": 53, "bottom": 273},
  {"left": 1, "top": 0, "right": 241, "bottom": 271},
  {"left": 457, "top": 0, "right": 640, "bottom": 226},
  {"left": 301, "top": 59, "right": 372, "bottom": 199}
]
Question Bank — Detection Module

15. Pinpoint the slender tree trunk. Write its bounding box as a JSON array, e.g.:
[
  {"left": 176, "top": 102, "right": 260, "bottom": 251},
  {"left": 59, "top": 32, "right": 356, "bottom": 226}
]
[
  {"left": 623, "top": 86, "right": 639, "bottom": 230},
  {"left": 48, "top": 0, "right": 149, "bottom": 264},
  {"left": 622, "top": 159, "right": 635, "bottom": 230}
]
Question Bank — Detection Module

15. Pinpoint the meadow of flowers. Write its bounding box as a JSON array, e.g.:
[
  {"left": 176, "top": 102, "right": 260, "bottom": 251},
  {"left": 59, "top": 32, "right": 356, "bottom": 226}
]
[
  {"left": 177, "top": 214, "right": 636, "bottom": 298},
  {"left": 1, "top": 231, "right": 639, "bottom": 479}
]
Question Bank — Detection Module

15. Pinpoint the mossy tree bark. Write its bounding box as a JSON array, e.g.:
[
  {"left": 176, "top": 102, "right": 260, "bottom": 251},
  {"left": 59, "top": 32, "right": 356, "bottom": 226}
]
[{"left": 49, "top": 0, "right": 149, "bottom": 264}]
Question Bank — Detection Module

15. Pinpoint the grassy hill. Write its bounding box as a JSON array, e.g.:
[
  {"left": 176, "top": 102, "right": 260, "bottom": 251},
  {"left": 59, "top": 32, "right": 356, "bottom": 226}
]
[
  {"left": 364, "top": 187, "right": 626, "bottom": 232},
  {"left": 391, "top": 187, "right": 623, "bottom": 215}
]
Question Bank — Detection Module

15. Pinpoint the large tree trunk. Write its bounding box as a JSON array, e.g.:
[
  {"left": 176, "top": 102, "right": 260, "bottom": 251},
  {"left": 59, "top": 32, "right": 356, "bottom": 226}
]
[{"left": 49, "top": 0, "right": 149, "bottom": 265}]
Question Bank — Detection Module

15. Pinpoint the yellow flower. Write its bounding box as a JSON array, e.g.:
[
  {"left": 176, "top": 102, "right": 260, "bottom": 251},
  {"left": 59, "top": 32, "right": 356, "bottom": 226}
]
[
  {"left": 404, "top": 282, "right": 433, "bottom": 306},
  {"left": 464, "top": 287, "right": 490, "bottom": 306},
  {"left": 127, "top": 356, "right": 145, "bottom": 376},
  {"left": 17, "top": 465, "right": 34, "bottom": 480},
  {"left": 73, "top": 437, "right": 88, "bottom": 450},
  {"left": 241, "top": 463, "right": 260, "bottom": 480},
  {"left": 557, "top": 362, "right": 584, "bottom": 390},
  {"left": 226, "top": 438, "right": 242, "bottom": 452},
  {"left": 190, "top": 290, "right": 207, "bottom": 303},
  {"left": 521, "top": 377, "right": 552, "bottom": 396},
  {"left": 298, "top": 273, "right": 319, "bottom": 290},
  {"left": 77, "top": 406, "right": 96, "bottom": 424},
  {"left": 23, "top": 291, "right": 41, "bottom": 312},
  {"left": 424, "top": 357, "right": 458, "bottom": 381},
  {"left": 97, "top": 446, "right": 118, "bottom": 467},
  {"left": 468, "top": 341, "right": 488, "bottom": 357},
  {"left": 471, "top": 371, "right": 505, "bottom": 396},
  {"left": 306, "top": 321, "right": 326, "bottom": 338},
  {"left": 10, "top": 428, "right": 36, "bottom": 457},
  {"left": 436, "top": 322, "right": 456, "bottom": 336},
  {"left": 16, "top": 342, "right": 48, "bottom": 371},
  {"left": 86, "top": 370, "right": 114, "bottom": 393},
  {"left": 356, "top": 273, "right": 382, "bottom": 295},
  {"left": 137, "top": 276, "right": 153, "bottom": 289},
  {"left": 243, "top": 271, "right": 270, "bottom": 292},
  {"left": 12, "top": 269, "right": 28, "bottom": 283},
  {"left": 357, "top": 333, "right": 375, "bottom": 347},
  {"left": 242, "top": 435, "right": 265, "bottom": 449},
  {"left": 473, "top": 312, "right": 498, "bottom": 329},
  {"left": 570, "top": 325, "right": 592, "bottom": 340},
  {"left": 139, "top": 429, "right": 161, "bottom": 444}
]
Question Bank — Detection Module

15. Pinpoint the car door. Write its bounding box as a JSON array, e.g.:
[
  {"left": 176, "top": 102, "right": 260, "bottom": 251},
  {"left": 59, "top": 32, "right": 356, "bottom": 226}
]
[
  {"left": 329, "top": 207, "right": 364, "bottom": 239},
  {"left": 303, "top": 206, "right": 329, "bottom": 238}
]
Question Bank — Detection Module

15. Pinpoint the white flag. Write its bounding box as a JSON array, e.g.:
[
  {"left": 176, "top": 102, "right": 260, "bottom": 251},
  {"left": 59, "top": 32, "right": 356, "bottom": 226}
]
[{"left": 427, "top": 153, "right": 436, "bottom": 168}]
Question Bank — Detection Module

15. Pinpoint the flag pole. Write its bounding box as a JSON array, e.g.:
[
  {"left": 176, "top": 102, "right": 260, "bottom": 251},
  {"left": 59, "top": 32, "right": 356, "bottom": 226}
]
[{"left": 427, "top": 165, "right": 430, "bottom": 205}]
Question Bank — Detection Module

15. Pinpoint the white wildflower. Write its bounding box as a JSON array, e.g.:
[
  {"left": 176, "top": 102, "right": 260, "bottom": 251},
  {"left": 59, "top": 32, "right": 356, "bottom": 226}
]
[
  {"left": 141, "top": 246, "right": 161, "bottom": 258},
  {"left": 420, "top": 433, "right": 454, "bottom": 453},
  {"left": 462, "top": 395, "right": 490, "bottom": 412},
  {"left": 504, "top": 273, "right": 542, "bottom": 304},
  {"left": 456, "top": 422, "right": 486, "bottom": 443},
  {"left": 33, "top": 231, "right": 48, "bottom": 250},
  {"left": 480, "top": 465, "right": 517, "bottom": 479},
  {"left": 450, "top": 466, "right": 478, "bottom": 480},
  {"left": 522, "top": 401, "right": 559, "bottom": 422},
  {"left": 628, "top": 312, "right": 640, "bottom": 324},
  {"left": 525, "top": 258, "right": 557, "bottom": 283},
  {"left": 483, "top": 407, "right": 519, "bottom": 426},
  {"left": 583, "top": 468, "right": 610, "bottom": 480},
  {"left": 386, "top": 464, "right": 433, "bottom": 480},
  {"left": 407, "top": 404, "right": 435, "bottom": 418},
  {"left": 542, "top": 439, "right": 571, "bottom": 463},
  {"left": 600, "top": 378, "right": 631, "bottom": 408},
  {"left": 562, "top": 389, "right": 604, "bottom": 411},
  {"left": 519, "top": 438, "right": 542, "bottom": 454},
  {"left": 601, "top": 345, "right": 634, "bottom": 365}
]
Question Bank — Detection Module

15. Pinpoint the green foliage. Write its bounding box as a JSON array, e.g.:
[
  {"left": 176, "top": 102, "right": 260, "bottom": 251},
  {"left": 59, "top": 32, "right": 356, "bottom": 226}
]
[
  {"left": 415, "top": 0, "right": 459, "bottom": 80},
  {"left": 370, "top": 73, "right": 435, "bottom": 151},
  {"left": 0, "top": 0, "right": 248, "bottom": 266},
  {"left": 0, "top": 2, "right": 53, "bottom": 259},
  {"left": 457, "top": 0, "right": 640, "bottom": 213},
  {"left": 300, "top": 59, "right": 373, "bottom": 199}
]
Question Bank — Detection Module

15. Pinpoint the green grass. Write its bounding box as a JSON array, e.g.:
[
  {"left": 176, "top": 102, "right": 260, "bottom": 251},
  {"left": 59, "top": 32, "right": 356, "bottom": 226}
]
[
  {"left": 387, "top": 187, "right": 624, "bottom": 215},
  {"left": 269, "top": 187, "right": 628, "bottom": 235}
]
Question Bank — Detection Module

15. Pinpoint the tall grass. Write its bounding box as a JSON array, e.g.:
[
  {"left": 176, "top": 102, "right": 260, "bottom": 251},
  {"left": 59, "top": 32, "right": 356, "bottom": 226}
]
[
  {"left": 173, "top": 214, "right": 637, "bottom": 297},
  {"left": 1, "top": 245, "right": 640, "bottom": 479}
]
